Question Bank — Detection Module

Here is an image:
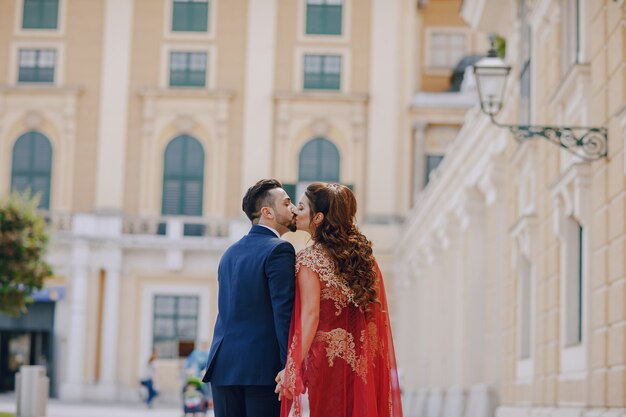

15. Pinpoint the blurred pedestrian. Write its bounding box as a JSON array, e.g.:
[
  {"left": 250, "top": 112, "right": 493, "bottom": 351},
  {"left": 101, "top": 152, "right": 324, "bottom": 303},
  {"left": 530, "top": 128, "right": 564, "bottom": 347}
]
[
  {"left": 184, "top": 340, "right": 213, "bottom": 408},
  {"left": 140, "top": 349, "right": 159, "bottom": 408}
]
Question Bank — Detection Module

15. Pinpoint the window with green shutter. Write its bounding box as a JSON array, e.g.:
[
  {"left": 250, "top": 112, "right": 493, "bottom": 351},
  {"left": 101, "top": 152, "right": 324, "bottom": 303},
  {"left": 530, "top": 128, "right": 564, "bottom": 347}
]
[
  {"left": 303, "top": 55, "right": 341, "bottom": 91},
  {"left": 282, "top": 183, "right": 297, "bottom": 202},
  {"left": 425, "top": 154, "right": 443, "bottom": 185},
  {"left": 519, "top": 1, "right": 531, "bottom": 124},
  {"left": 169, "top": 51, "right": 207, "bottom": 87},
  {"left": 161, "top": 135, "right": 205, "bottom": 236},
  {"left": 172, "top": 0, "right": 209, "bottom": 32},
  {"left": 306, "top": 0, "right": 342, "bottom": 35},
  {"left": 563, "top": 216, "right": 584, "bottom": 347},
  {"left": 22, "top": 0, "right": 59, "bottom": 29},
  {"left": 152, "top": 295, "right": 199, "bottom": 359},
  {"left": 11, "top": 131, "right": 53, "bottom": 209},
  {"left": 18, "top": 49, "right": 56, "bottom": 83},
  {"left": 559, "top": 0, "right": 579, "bottom": 77},
  {"left": 577, "top": 223, "right": 583, "bottom": 343},
  {"left": 299, "top": 137, "right": 340, "bottom": 182}
]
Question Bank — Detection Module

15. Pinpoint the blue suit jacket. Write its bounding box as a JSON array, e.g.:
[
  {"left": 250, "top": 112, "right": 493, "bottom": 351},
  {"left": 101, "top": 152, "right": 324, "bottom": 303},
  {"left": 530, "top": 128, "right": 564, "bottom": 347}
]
[{"left": 203, "top": 225, "right": 296, "bottom": 386}]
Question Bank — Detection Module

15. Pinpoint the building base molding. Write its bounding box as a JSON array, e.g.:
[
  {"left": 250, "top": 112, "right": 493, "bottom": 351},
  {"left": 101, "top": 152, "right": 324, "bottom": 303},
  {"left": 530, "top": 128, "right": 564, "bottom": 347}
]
[
  {"left": 497, "top": 407, "right": 626, "bottom": 417},
  {"left": 58, "top": 383, "right": 84, "bottom": 401},
  {"left": 404, "top": 384, "right": 497, "bottom": 417},
  {"left": 83, "top": 383, "right": 119, "bottom": 401},
  {"left": 426, "top": 388, "right": 444, "bottom": 417},
  {"left": 466, "top": 384, "right": 498, "bottom": 417},
  {"left": 442, "top": 385, "right": 467, "bottom": 417}
]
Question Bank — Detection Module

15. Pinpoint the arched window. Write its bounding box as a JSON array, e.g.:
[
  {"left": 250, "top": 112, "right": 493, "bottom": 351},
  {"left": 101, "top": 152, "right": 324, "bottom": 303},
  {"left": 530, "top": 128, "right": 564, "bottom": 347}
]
[
  {"left": 162, "top": 135, "right": 205, "bottom": 217},
  {"left": 11, "top": 131, "right": 53, "bottom": 209},
  {"left": 298, "top": 137, "right": 340, "bottom": 182}
]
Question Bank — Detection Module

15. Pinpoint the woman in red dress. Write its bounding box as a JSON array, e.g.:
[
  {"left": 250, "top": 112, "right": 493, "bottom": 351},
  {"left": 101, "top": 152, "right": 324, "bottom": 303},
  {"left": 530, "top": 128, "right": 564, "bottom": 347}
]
[{"left": 275, "top": 183, "right": 402, "bottom": 417}]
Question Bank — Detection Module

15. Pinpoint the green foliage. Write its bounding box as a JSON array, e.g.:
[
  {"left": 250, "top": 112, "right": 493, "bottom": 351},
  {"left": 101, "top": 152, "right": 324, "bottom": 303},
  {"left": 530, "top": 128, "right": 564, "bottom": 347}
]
[
  {"left": 494, "top": 34, "right": 506, "bottom": 59},
  {"left": 0, "top": 193, "right": 53, "bottom": 317}
]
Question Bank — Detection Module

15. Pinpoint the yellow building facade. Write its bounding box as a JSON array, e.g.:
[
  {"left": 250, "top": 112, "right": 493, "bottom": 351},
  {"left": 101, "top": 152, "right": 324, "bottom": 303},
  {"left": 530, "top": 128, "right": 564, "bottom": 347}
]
[
  {"left": 1, "top": 0, "right": 623, "bottom": 413},
  {"left": 396, "top": 1, "right": 626, "bottom": 417},
  {"left": 0, "top": 0, "right": 439, "bottom": 401}
]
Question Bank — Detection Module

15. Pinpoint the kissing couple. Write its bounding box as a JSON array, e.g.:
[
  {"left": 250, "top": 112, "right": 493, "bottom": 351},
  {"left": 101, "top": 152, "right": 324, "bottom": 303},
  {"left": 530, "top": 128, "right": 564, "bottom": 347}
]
[{"left": 202, "top": 179, "right": 403, "bottom": 417}]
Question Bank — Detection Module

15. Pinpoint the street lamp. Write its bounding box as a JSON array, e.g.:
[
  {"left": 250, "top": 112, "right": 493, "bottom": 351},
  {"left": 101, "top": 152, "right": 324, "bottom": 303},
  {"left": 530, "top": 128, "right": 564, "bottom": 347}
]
[
  {"left": 473, "top": 42, "right": 608, "bottom": 161},
  {"left": 474, "top": 48, "right": 511, "bottom": 117}
]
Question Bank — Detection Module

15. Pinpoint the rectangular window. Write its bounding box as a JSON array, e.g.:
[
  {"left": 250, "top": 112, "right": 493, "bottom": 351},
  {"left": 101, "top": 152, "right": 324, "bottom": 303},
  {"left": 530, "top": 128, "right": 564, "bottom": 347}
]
[
  {"left": 519, "top": 1, "right": 531, "bottom": 124},
  {"left": 303, "top": 54, "right": 341, "bottom": 90},
  {"left": 22, "top": 0, "right": 59, "bottom": 29},
  {"left": 18, "top": 49, "right": 56, "bottom": 83},
  {"left": 152, "top": 295, "right": 199, "bottom": 359},
  {"left": 172, "top": 0, "right": 209, "bottom": 32},
  {"left": 518, "top": 256, "right": 532, "bottom": 360},
  {"left": 306, "top": 0, "right": 343, "bottom": 36},
  {"left": 564, "top": 218, "right": 583, "bottom": 347},
  {"left": 577, "top": 223, "right": 583, "bottom": 343},
  {"left": 425, "top": 155, "right": 444, "bottom": 185},
  {"left": 560, "top": 0, "right": 579, "bottom": 77},
  {"left": 169, "top": 51, "right": 207, "bottom": 87},
  {"left": 428, "top": 32, "right": 467, "bottom": 69},
  {"left": 519, "top": 61, "right": 531, "bottom": 124}
]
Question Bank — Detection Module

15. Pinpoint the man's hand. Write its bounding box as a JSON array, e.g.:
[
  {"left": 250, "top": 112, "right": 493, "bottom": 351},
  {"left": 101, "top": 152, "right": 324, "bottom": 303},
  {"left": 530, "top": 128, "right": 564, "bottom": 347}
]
[{"left": 274, "top": 369, "right": 286, "bottom": 401}]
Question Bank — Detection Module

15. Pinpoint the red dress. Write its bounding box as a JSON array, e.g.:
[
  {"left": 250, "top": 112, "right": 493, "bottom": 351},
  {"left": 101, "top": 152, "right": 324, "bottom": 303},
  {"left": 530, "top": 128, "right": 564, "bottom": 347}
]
[{"left": 281, "top": 245, "right": 403, "bottom": 417}]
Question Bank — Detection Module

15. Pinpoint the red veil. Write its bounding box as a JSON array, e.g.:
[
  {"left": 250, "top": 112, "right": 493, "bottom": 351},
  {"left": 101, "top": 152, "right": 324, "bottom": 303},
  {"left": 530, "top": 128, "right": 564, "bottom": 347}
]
[{"left": 280, "top": 259, "right": 403, "bottom": 417}]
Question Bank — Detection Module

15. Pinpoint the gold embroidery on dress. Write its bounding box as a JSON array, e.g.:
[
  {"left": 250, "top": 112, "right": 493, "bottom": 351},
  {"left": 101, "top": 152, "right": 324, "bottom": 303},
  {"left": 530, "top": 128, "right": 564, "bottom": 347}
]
[
  {"left": 283, "top": 337, "right": 299, "bottom": 397},
  {"left": 321, "top": 285, "right": 349, "bottom": 316},
  {"left": 314, "top": 329, "right": 359, "bottom": 377},
  {"left": 360, "top": 321, "right": 380, "bottom": 364},
  {"left": 296, "top": 246, "right": 358, "bottom": 312},
  {"left": 314, "top": 323, "right": 382, "bottom": 384}
]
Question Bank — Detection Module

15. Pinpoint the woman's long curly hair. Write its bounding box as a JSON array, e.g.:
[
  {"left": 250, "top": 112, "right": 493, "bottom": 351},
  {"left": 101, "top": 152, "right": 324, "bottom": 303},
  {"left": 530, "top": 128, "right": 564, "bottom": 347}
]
[{"left": 305, "top": 182, "right": 378, "bottom": 310}]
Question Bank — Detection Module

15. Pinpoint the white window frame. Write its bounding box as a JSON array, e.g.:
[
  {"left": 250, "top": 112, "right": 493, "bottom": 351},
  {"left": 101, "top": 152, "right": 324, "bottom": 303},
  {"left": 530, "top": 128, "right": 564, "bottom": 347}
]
[
  {"left": 163, "top": 0, "right": 217, "bottom": 41},
  {"left": 424, "top": 27, "right": 470, "bottom": 75},
  {"left": 13, "top": 0, "right": 67, "bottom": 37},
  {"left": 561, "top": 216, "right": 584, "bottom": 347},
  {"left": 551, "top": 164, "right": 590, "bottom": 380},
  {"left": 559, "top": 215, "right": 586, "bottom": 378},
  {"left": 297, "top": 0, "right": 351, "bottom": 44},
  {"left": 9, "top": 40, "right": 65, "bottom": 86},
  {"left": 559, "top": 0, "right": 579, "bottom": 78},
  {"left": 294, "top": 46, "right": 351, "bottom": 93},
  {"left": 511, "top": 212, "right": 538, "bottom": 382},
  {"left": 161, "top": 43, "right": 216, "bottom": 89},
  {"left": 139, "top": 284, "right": 211, "bottom": 375},
  {"left": 516, "top": 254, "right": 534, "bottom": 379}
]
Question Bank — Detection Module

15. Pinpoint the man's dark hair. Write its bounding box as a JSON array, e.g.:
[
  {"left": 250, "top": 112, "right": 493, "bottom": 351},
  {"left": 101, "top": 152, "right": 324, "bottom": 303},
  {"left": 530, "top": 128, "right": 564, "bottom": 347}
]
[{"left": 242, "top": 179, "right": 283, "bottom": 223}]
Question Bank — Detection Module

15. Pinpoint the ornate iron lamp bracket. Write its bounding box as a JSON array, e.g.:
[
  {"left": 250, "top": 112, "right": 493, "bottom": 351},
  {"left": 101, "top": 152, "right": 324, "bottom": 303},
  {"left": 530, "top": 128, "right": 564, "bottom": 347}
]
[{"left": 489, "top": 115, "right": 608, "bottom": 161}]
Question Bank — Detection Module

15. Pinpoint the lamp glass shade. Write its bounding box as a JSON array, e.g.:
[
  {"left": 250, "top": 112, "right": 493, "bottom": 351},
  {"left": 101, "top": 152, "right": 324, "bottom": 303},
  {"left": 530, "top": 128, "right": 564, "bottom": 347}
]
[{"left": 473, "top": 56, "right": 511, "bottom": 116}]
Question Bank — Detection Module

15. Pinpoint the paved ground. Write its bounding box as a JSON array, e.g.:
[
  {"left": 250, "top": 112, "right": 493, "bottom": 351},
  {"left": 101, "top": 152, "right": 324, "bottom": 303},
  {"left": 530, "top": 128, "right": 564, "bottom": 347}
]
[{"left": 0, "top": 394, "right": 214, "bottom": 417}]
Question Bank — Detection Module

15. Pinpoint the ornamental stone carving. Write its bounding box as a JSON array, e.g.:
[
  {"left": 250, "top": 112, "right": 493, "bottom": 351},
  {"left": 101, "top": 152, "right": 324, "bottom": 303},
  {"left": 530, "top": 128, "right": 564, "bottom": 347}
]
[
  {"left": 175, "top": 115, "right": 195, "bottom": 133},
  {"left": 311, "top": 118, "right": 330, "bottom": 136},
  {"left": 24, "top": 111, "right": 44, "bottom": 130}
]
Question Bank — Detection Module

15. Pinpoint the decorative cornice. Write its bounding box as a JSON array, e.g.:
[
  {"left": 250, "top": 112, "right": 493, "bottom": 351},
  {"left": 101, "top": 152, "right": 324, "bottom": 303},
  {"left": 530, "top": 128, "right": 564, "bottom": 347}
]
[
  {"left": 455, "top": 187, "right": 487, "bottom": 229},
  {"left": 274, "top": 91, "right": 369, "bottom": 104},
  {"left": 0, "top": 84, "right": 82, "bottom": 96},
  {"left": 550, "top": 163, "right": 592, "bottom": 234},
  {"left": 137, "top": 87, "right": 236, "bottom": 100},
  {"left": 510, "top": 214, "right": 538, "bottom": 264}
]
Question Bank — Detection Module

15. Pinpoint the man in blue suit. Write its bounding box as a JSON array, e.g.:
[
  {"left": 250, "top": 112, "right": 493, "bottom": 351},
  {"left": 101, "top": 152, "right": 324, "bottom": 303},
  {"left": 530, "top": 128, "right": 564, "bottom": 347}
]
[{"left": 203, "top": 179, "right": 297, "bottom": 417}]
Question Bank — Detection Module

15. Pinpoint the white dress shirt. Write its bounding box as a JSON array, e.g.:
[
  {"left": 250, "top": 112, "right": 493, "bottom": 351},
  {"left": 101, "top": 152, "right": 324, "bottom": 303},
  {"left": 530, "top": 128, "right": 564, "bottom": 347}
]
[{"left": 257, "top": 224, "right": 280, "bottom": 238}]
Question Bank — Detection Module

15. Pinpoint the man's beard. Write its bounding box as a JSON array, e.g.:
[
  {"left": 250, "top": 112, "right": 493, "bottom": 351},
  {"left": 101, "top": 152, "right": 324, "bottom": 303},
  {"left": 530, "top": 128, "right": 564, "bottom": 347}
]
[{"left": 277, "top": 215, "right": 297, "bottom": 233}]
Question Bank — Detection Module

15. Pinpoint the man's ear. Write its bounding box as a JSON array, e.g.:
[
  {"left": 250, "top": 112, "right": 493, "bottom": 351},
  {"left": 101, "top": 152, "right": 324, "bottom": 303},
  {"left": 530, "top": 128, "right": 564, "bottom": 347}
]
[{"left": 261, "top": 206, "right": 274, "bottom": 219}]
